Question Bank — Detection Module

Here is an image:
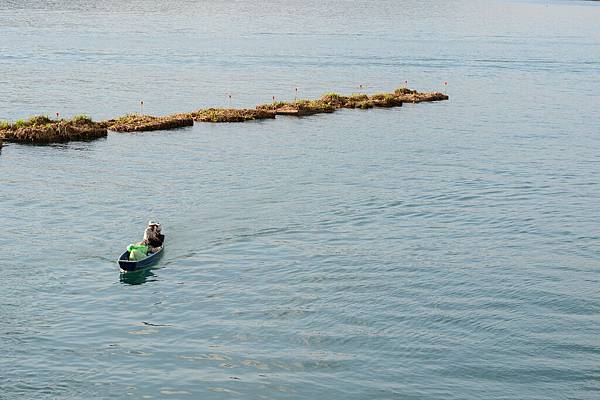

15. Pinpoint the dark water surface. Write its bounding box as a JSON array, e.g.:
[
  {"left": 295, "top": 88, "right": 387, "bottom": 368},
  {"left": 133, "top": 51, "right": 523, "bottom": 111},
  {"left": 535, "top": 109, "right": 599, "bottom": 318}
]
[{"left": 1, "top": 1, "right": 600, "bottom": 399}]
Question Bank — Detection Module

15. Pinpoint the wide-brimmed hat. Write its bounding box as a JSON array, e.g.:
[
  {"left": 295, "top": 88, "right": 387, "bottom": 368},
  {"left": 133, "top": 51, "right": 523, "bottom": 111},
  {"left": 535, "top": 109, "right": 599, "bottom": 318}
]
[{"left": 148, "top": 220, "right": 159, "bottom": 226}]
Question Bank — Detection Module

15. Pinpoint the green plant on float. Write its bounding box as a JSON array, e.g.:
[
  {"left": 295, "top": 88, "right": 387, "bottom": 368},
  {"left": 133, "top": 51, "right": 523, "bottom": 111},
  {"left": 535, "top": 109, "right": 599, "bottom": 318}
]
[
  {"left": 370, "top": 93, "right": 388, "bottom": 100},
  {"left": 27, "top": 115, "right": 52, "bottom": 126},
  {"left": 0, "top": 120, "right": 9, "bottom": 129},
  {"left": 14, "top": 119, "right": 26, "bottom": 128},
  {"left": 395, "top": 88, "right": 417, "bottom": 95},
  {"left": 322, "top": 92, "right": 342, "bottom": 100},
  {"left": 72, "top": 115, "right": 93, "bottom": 123},
  {"left": 296, "top": 99, "right": 329, "bottom": 108},
  {"left": 378, "top": 94, "right": 401, "bottom": 105},
  {"left": 357, "top": 101, "right": 374, "bottom": 109},
  {"left": 348, "top": 94, "right": 369, "bottom": 101},
  {"left": 207, "top": 110, "right": 219, "bottom": 122}
]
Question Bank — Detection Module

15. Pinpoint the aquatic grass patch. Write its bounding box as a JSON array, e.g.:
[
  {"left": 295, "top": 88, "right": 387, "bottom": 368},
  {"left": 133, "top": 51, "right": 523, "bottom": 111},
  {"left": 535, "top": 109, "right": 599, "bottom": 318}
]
[
  {"left": 320, "top": 92, "right": 349, "bottom": 108},
  {"left": 348, "top": 93, "right": 369, "bottom": 102},
  {"left": 0, "top": 115, "right": 107, "bottom": 144},
  {"left": 0, "top": 122, "right": 5, "bottom": 149},
  {"left": 294, "top": 99, "right": 336, "bottom": 115},
  {"left": 322, "top": 92, "right": 344, "bottom": 101},
  {"left": 106, "top": 114, "right": 194, "bottom": 132},
  {"left": 321, "top": 89, "right": 448, "bottom": 110},
  {"left": 189, "top": 108, "right": 275, "bottom": 123},
  {"left": 322, "top": 92, "right": 402, "bottom": 109},
  {"left": 393, "top": 88, "right": 449, "bottom": 103},
  {"left": 356, "top": 100, "right": 375, "bottom": 109},
  {"left": 369, "top": 93, "right": 404, "bottom": 107},
  {"left": 343, "top": 94, "right": 373, "bottom": 109},
  {"left": 395, "top": 88, "right": 418, "bottom": 95},
  {"left": 256, "top": 99, "right": 336, "bottom": 116},
  {"left": 72, "top": 115, "right": 93, "bottom": 124},
  {"left": 26, "top": 115, "right": 53, "bottom": 125}
]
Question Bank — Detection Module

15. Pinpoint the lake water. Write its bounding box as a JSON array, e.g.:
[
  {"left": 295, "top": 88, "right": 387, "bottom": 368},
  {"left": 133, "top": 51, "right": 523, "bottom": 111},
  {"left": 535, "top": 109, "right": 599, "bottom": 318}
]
[{"left": 1, "top": 1, "right": 600, "bottom": 399}]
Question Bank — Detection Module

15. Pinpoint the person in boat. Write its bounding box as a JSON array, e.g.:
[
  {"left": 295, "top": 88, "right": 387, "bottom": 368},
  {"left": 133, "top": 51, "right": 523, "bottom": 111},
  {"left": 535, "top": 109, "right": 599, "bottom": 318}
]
[{"left": 142, "top": 220, "right": 164, "bottom": 253}]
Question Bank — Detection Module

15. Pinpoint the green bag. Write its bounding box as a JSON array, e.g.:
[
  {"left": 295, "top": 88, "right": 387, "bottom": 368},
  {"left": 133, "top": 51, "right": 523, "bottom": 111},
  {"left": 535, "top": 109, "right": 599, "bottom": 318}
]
[{"left": 127, "top": 244, "right": 148, "bottom": 261}]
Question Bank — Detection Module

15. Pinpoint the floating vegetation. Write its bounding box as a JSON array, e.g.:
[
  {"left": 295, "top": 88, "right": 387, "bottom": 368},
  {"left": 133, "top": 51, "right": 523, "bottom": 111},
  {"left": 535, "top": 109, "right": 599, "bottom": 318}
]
[
  {"left": 319, "top": 89, "right": 448, "bottom": 110},
  {"left": 256, "top": 99, "right": 336, "bottom": 116},
  {"left": 0, "top": 87, "right": 448, "bottom": 146},
  {"left": 72, "top": 114, "right": 93, "bottom": 123},
  {"left": 188, "top": 108, "right": 275, "bottom": 123},
  {"left": 0, "top": 115, "right": 107, "bottom": 144},
  {"left": 393, "top": 88, "right": 449, "bottom": 103},
  {"left": 106, "top": 114, "right": 194, "bottom": 132},
  {"left": 370, "top": 93, "right": 404, "bottom": 107},
  {"left": 319, "top": 93, "right": 371, "bottom": 108},
  {"left": 320, "top": 93, "right": 348, "bottom": 108},
  {"left": 0, "top": 120, "right": 6, "bottom": 149}
]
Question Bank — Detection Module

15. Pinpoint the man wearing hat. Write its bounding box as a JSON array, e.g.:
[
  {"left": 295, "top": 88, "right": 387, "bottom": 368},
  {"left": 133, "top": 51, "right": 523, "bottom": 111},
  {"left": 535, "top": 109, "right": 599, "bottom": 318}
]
[{"left": 142, "top": 220, "right": 164, "bottom": 253}]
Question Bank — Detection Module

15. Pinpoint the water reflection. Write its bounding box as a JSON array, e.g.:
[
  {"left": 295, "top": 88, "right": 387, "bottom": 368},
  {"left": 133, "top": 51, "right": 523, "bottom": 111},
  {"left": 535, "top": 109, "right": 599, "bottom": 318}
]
[
  {"left": 119, "top": 268, "right": 157, "bottom": 285},
  {"left": 49, "top": 139, "right": 104, "bottom": 153}
]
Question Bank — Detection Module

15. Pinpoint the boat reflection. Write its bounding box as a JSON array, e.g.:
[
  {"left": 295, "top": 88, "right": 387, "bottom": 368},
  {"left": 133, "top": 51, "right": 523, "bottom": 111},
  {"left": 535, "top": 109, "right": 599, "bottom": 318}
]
[{"left": 119, "top": 268, "right": 157, "bottom": 285}]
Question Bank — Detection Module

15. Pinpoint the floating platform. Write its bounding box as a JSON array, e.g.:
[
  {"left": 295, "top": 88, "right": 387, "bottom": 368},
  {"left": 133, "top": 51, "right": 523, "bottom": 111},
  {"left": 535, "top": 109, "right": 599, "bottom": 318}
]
[
  {"left": 0, "top": 115, "right": 107, "bottom": 144},
  {"left": 188, "top": 108, "right": 276, "bottom": 122},
  {"left": 257, "top": 100, "right": 336, "bottom": 116},
  {"left": 106, "top": 114, "right": 194, "bottom": 133},
  {"left": 393, "top": 88, "right": 449, "bottom": 103},
  {"left": 0, "top": 87, "right": 448, "bottom": 145},
  {"left": 255, "top": 89, "right": 444, "bottom": 116}
]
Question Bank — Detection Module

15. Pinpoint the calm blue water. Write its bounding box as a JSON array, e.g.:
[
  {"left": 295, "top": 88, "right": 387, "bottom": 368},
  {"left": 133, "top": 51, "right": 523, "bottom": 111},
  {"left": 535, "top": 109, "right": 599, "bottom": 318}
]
[{"left": 1, "top": 1, "right": 600, "bottom": 399}]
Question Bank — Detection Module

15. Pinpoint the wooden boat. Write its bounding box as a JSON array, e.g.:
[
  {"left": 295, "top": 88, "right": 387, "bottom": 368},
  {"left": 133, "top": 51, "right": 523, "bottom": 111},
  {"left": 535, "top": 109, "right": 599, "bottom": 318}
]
[{"left": 118, "top": 246, "right": 164, "bottom": 272}]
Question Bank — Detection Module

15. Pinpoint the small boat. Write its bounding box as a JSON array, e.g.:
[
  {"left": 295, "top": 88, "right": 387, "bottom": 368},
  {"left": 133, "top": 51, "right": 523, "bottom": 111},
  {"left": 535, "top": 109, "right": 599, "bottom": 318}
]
[{"left": 118, "top": 246, "right": 164, "bottom": 272}]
